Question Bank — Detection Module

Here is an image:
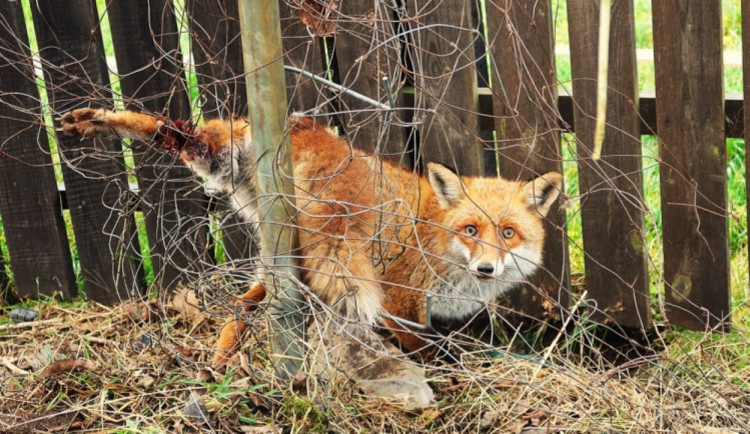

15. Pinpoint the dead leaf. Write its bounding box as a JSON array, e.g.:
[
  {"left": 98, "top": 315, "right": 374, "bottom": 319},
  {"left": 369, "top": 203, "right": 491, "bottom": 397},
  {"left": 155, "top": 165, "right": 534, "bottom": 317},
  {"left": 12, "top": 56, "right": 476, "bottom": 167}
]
[
  {"left": 69, "top": 419, "right": 92, "bottom": 429},
  {"left": 248, "top": 389, "right": 272, "bottom": 412},
  {"left": 420, "top": 408, "right": 441, "bottom": 425},
  {"left": 297, "top": 0, "right": 337, "bottom": 37},
  {"left": 183, "top": 392, "right": 210, "bottom": 424},
  {"left": 511, "top": 418, "right": 529, "bottom": 434},
  {"left": 521, "top": 409, "right": 547, "bottom": 422},
  {"left": 121, "top": 299, "right": 162, "bottom": 322},
  {"left": 137, "top": 374, "right": 156, "bottom": 388},
  {"left": 239, "top": 352, "right": 253, "bottom": 377},
  {"left": 196, "top": 368, "right": 216, "bottom": 384},
  {"left": 171, "top": 288, "right": 203, "bottom": 318},
  {"left": 174, "top": 345, "right": 195, "bottom": 360},
  {"left": 479, "top": 409, "right": 500, "bottom": 431}
]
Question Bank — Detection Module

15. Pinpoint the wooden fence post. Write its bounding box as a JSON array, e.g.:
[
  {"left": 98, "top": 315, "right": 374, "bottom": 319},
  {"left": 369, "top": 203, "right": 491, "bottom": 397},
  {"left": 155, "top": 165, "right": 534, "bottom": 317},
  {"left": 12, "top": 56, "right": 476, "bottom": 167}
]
[
  {"left": 486, "top": 0, "right": 570, "bottom": 326},
  {"left": 279, "top": 1, "right": 329, "bottom": 119},
  {"left": 237, "top": 0, "right": 304, "bottom": 379},
  {"left": 30, "top": 0, "right": 144, "bottom": 304},
  {"left": 105, "top": 0, "right": 209, "bottom": 292},
  {"left": 334, "top": 0, "right": 408, "bottom": 165},
  {"left": 185, "top": 0, "right": 247, "bottom": 119},
  {"left": 186, "top": 0, "right": 255, "bottom": 262},
  {"left": 742, "top": 0, "right": 750, "bottom": 294},
  {"left": 0, "top": 1, "right": 77, "bottom": 300},
  {"left": 568, "top": 0, "right": 650, "bottom": 329},
  {"left": 405, "top": 0, "right": 483, "bottom": 175},
  {"left": 653, "top": 0, "right": 730, "bottom": 330}
]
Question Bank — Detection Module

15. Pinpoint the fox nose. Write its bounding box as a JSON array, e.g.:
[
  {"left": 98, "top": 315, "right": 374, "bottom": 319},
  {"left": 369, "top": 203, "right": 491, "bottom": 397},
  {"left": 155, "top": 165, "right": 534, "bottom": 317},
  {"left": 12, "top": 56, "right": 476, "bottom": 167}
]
[{"left": 476, "top": 263, "right": 494, "bottom": 275}]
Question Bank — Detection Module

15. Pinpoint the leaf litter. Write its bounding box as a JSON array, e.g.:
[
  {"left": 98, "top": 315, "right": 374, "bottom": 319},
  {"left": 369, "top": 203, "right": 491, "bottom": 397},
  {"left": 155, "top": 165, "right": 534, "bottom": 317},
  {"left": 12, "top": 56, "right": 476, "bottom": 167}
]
[{"left": 0, "top": 297, "right": 748, "bottom": 433}]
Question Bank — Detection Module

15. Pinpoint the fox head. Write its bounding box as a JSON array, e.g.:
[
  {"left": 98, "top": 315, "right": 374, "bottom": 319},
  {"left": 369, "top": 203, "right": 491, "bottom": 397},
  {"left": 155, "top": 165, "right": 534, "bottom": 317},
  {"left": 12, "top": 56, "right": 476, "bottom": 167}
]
[{"left": 426, "top": 163, "right": 563, "bottom": 285}]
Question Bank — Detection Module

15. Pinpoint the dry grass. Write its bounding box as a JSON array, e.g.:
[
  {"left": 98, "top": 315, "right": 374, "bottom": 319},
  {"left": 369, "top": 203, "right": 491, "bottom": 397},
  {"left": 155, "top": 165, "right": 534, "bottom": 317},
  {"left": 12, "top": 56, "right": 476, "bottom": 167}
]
[{"left": 1, "top": 296, "right": 749, "bottom": 433}]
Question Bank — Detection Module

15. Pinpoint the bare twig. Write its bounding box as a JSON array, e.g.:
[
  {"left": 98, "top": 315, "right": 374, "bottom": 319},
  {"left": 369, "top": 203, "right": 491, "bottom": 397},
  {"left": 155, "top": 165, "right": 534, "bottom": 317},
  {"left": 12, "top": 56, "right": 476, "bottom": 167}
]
[{"left": 0, "top": 318, "right": 64, "bottom": 331}]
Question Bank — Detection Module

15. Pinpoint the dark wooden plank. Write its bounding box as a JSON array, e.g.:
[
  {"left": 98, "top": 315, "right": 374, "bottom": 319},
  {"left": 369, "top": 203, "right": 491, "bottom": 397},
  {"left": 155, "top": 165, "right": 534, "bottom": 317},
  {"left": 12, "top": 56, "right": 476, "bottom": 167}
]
[
  {"left": 186, "top": 0, "right": 247, "bottom": 118},
  {"left": 568, "top": 0, "right": 649, "bottom": 329},
  {"left": 105, "top": 0, "right": 210, "bottom": 292},
  {"left": 652, "top": 0, "right": 729, "bottom": 330},
  {"left": 279, "top": 0, "right": 329, "bottom": 118},
  {"left": 404, "top": 0, "right": 483, "bottom": 175},
  {"left": 488, "top": 1, "right": 561, "bottom": 180},
  {"left": 332, "top": 0, "right": 409, "bottom": 165},
  {"left": 416, "top": 87, "right": 744, "bottom": 138},
  {"left": 186, "top": 0, "right": 253, "bottom": 261},
  {"left": 476, "top": 88, "right": 744, "bottom": 139},
  {"left": 30, "top": 0, "right": 142, "bottom": 304},
  {"left": 0, "top": 2, "right": 76, "bottom": 299},
  {"left": 486, "top": 0, "right": 569, "bottom": 324},
  {"left": 742, "top": 0, "right": 750, "bottom": 293}
]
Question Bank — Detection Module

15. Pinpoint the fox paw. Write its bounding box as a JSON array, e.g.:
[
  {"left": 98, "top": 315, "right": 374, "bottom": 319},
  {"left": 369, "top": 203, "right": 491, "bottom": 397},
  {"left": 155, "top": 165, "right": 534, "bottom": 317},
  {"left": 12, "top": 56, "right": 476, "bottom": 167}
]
[{"left": 58, "top": 108, "right": 111, "bottom": 139}]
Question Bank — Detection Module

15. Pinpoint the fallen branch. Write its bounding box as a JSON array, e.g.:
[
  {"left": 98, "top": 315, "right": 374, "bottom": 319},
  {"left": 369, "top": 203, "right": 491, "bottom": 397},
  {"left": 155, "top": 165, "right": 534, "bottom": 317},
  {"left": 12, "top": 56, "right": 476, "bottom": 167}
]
[
  {"left": 0, "top": 318, "right": 64, "bottom": 332},
  {"left": 40, "top": 358, "right": 98, "bottom": 379},
  {"left": 80, "top": 334, "right": 111, "bottom": 345},
  {"left": 1, "top": 357, "right": 31, "bottom": 376}
]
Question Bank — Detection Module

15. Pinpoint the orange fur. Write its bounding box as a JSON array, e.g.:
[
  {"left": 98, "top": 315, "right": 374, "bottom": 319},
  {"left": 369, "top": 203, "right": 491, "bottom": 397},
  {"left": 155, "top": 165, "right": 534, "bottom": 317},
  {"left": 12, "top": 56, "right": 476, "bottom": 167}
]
[
  {"left": 60, "top": 108, "right": 161, "bottom": 141},
  {"left": 202, "top": 119, "right": 249, "bottom": 155},
  {"left": 213, "top": 282, "right": 266, "bottom": 364},
  {"left": 60, "top": 108, "right": 563, "bottom": 358}
]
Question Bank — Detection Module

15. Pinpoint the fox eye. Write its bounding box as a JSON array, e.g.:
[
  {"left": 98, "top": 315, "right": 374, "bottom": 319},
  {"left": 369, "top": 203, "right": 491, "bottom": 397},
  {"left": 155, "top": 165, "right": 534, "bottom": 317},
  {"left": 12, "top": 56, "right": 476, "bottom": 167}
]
[
  {"left": 465, "top": 225, "right": 478, "bottom": 236},
  {"left": 501, "top": 227, "right": 515, "bottom": 239}
]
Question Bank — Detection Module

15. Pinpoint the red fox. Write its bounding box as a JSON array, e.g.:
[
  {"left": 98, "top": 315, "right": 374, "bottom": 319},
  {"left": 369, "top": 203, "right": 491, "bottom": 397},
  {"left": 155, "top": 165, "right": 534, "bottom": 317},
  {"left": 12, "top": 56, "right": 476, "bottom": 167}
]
[{"left": 60, "top": 108, "right": 562, "bottom": 355}]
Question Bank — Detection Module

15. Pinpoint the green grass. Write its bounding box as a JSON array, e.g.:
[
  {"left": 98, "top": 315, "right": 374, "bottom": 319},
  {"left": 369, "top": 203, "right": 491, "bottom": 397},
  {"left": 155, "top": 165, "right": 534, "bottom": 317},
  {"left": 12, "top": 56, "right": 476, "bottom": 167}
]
[
  {"left": 0, "top": 221, "right": 13, "bottom": 301},
  {"left": 555, "top": 0, "right": 743, "bottom": 93}
]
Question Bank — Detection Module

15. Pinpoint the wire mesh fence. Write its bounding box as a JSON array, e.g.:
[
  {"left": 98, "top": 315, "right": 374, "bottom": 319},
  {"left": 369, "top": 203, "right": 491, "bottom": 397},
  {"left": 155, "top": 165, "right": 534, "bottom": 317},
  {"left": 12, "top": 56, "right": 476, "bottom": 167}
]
[{"left": 0, "top": 0, "right": 748, "bottom": 431}]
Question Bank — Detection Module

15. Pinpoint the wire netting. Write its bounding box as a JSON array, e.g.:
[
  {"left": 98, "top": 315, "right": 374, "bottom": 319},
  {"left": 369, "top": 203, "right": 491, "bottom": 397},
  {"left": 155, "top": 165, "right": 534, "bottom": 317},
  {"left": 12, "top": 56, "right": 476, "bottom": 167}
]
[{"left": 0, "top": 0, "right": 748, "bottom": 431}]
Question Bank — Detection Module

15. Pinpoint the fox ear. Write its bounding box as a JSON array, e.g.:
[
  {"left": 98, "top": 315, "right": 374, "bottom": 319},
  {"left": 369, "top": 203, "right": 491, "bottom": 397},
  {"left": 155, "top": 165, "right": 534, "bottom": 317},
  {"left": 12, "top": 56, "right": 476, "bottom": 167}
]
[
  {"left": 427, "top": 163, "right": 465, "bottom": 208},
  {"left": 523, "top": 172, "right": 563, "bottom": 216}
]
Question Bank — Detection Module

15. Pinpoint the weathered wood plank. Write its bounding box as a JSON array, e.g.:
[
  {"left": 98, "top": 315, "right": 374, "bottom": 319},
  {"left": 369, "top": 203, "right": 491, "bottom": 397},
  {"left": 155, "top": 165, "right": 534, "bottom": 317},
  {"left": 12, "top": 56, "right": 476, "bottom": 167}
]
[
  {"left": 421, "top": 88, "right": 746, "bottom": 138},
  {"left": 333, "top": 0, "right": 408, "bottom": 165},
  {"left": 652, "top": 0, "right": 729, "bottom": 330},
  {"left": 404, "top": 0, "right": 483, "bottom": 175},
  {"left": 186, "top": 0, "right": 247, "bottom": 118},
  {"left": 486, "top": 0, "right": 569, "bottom": 324},
  {"left": 30, "top": 0, "right": 143, "bottom": 304},
  {"left": 279, "top": 0, "right": 329, "bottom": 118},
  {"left": 568, "top": 0, "right": 649, "bottom": 329},
  {"left": 105, "top": 1, "right": 190, "bottom": 115},
  {"left": 186, "top": 0, "right": 253, "bottom": 261},
  {"left": 742, "top": 0, "right": 750, "bottom": 293},
  {"left": 0, "top": 2, "right": 77, "bottom": 299},
  {"left": 106, "top": 0, "right": 210, "bottom": 292}
]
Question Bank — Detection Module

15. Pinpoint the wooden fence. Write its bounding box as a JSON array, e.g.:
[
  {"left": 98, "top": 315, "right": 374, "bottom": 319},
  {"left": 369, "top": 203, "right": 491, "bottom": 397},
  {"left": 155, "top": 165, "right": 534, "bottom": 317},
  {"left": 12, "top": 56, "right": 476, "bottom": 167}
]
[{"left": 0, "top": 0, "right": 743, "bottom": 332}]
